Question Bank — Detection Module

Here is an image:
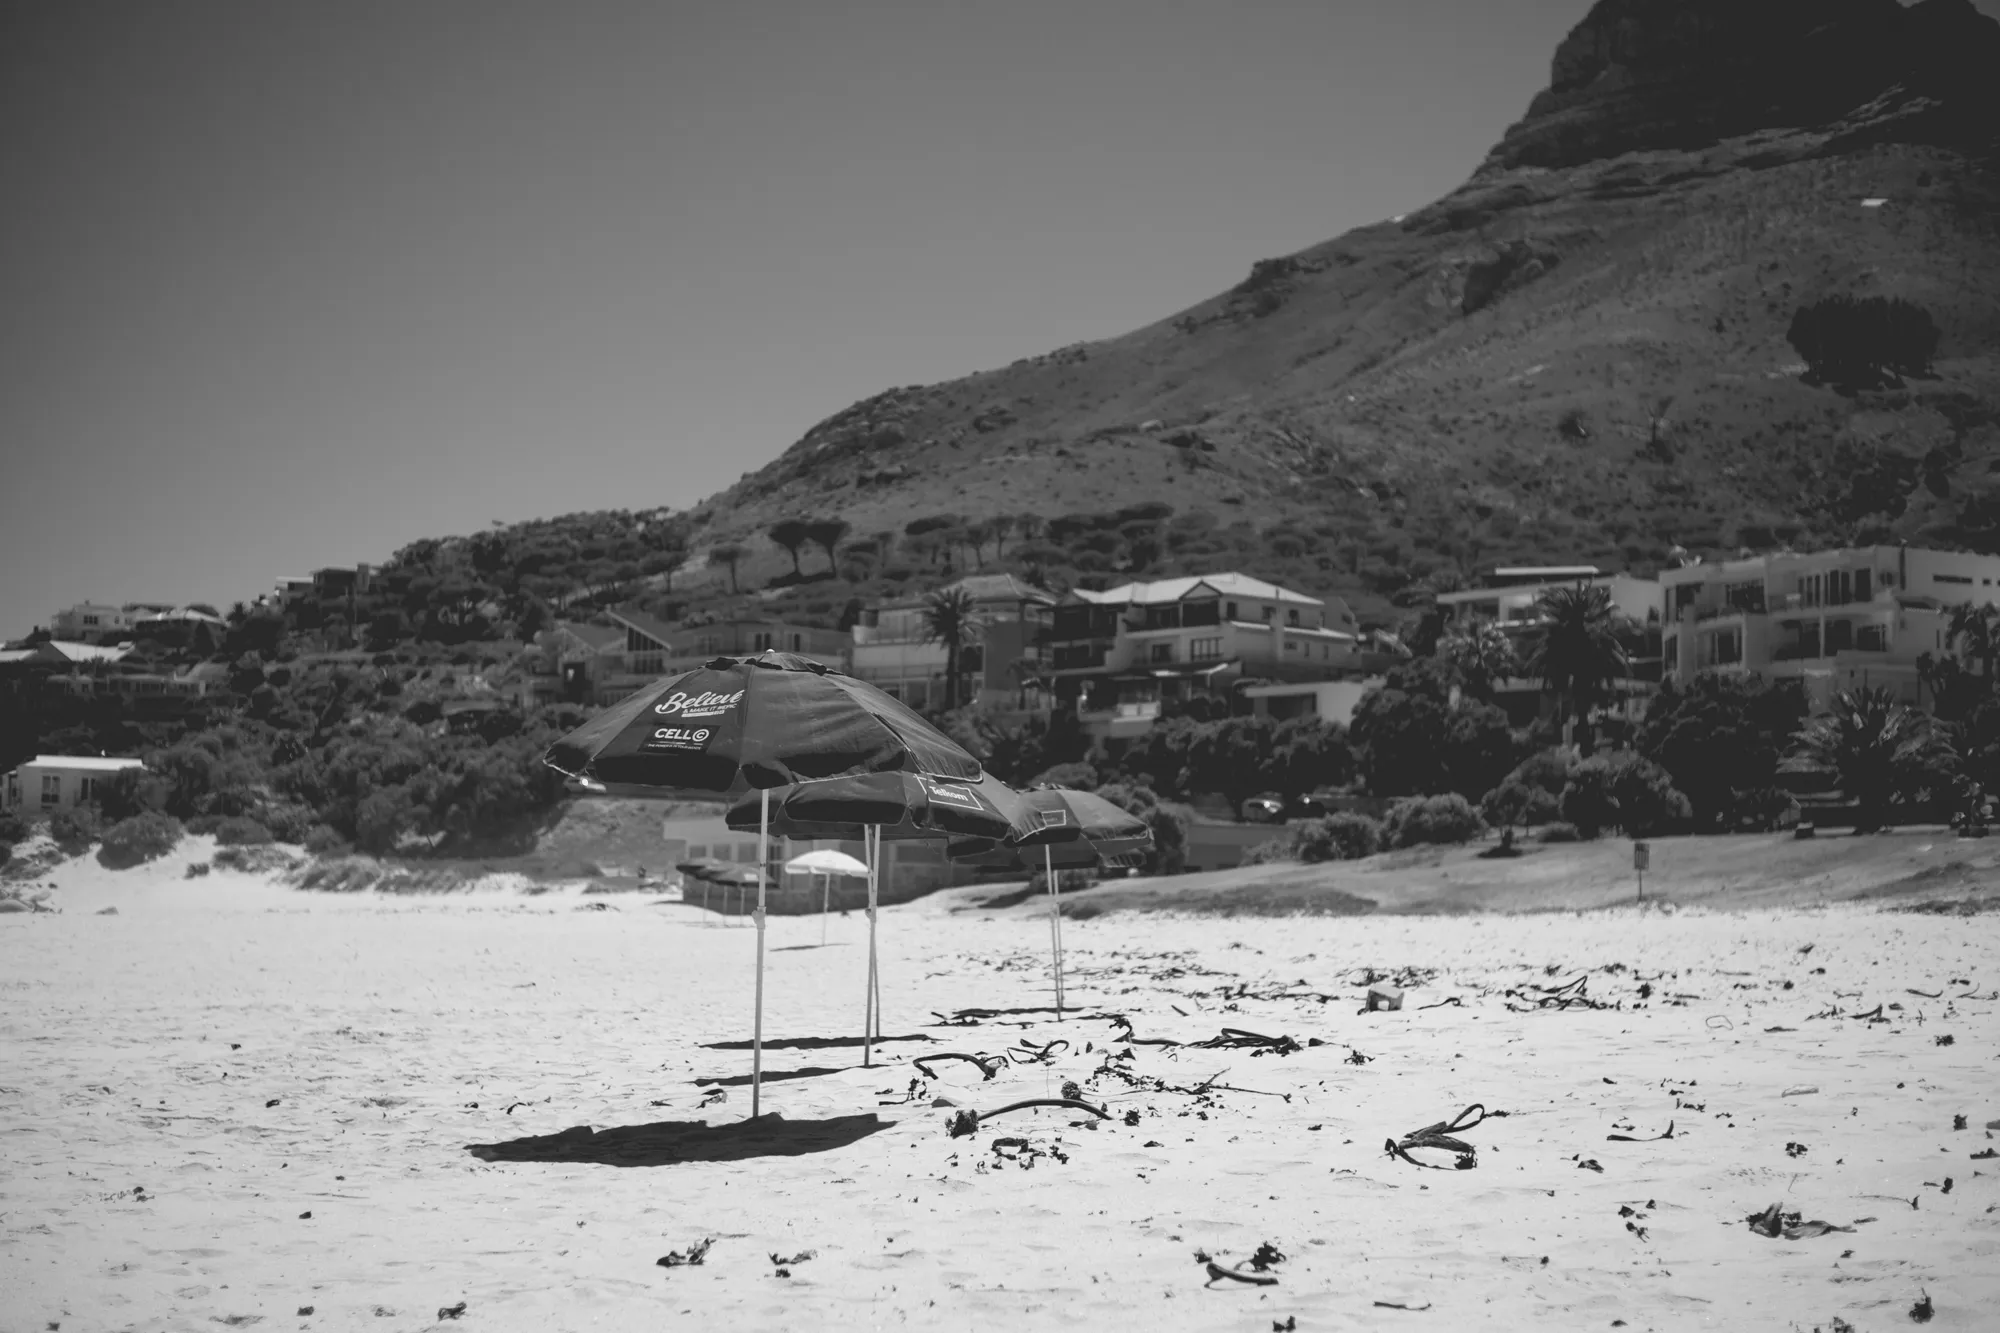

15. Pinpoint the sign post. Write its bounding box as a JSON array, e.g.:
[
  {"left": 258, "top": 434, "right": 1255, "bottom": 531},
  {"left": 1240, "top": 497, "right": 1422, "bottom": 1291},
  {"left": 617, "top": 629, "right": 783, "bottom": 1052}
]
[{"left": 1633, "top": 840, "right": 1650, "bottom": 903}]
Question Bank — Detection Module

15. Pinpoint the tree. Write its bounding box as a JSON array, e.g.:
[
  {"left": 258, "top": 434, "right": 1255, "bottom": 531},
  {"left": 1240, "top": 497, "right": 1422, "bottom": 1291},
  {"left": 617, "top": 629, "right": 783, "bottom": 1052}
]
[
  {"left": 922, "top": 586, "right": 981, "bottom": 711},
  {"left": 1524, "top": 584, "right": 1628, "bottom": 745},
  {"left": 766, "top": 520, "right": 810, "bottom": 577},
  {"left": 1637, "top": 673, "right": 1808, "bottom": 829},
  {"left": 804, "top": 519, "right": 850, "bottom": 574},
  {"left": 707, "top": 543, "right": 747, "bottom": 594},
  {"left": 1787, "top": 295, "right": 1940, "bottom": 392},
  {"left": 1947, "top": 603, "right": 2000, "bottom": 689},
  {"left": 1791, "top": 687, "right": 1955, "bottom": 833},
  {"left": 1435, "top": 619, "right": 1519, "bottom": 702}
]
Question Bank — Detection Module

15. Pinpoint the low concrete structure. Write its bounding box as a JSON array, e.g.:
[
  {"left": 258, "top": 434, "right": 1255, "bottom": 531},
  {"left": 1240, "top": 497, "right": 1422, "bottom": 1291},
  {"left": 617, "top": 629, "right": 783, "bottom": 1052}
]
[{"left": 3, "top": 755, "right": 146, "bottom": 812}]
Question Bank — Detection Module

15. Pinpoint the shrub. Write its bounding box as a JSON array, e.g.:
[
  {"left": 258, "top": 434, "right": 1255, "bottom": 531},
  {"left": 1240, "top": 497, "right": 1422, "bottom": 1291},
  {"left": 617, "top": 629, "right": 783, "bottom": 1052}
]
[
  {"left": 259, "top": 804, "right": 317, "bottom": 843},
  {"left": 0, "top": 811, "right": 30, "bottom": 847},
  {"left": 1382, "top": 793, "right": 1485, "bottom": 848},
  {"left": 49, "top": 806, "right": 103, "bottom": 855},
  {"left": 1292, "top": 811, "right": 1384, "bottom": 862},
  {"left": 97, "top": 812, "right": 185, "bottom": 869},
  {"left": 1560, "top": 753, "right": 1693, "bottom": 838},
  {"left": 1241, "top": 837, "right": 1296, "bottom": 865},
  {"left": 185, "top": 813, "right": 224, "bottom": 836},
  {"left": 1718, "top": 785, "right": 1801, "bottom": 832},
  {"left": 303, "top": 825, "right": 351, "bottom": 857},
  {"left": 1481, "top": 780, "right": 1563, "bottom": 829},
  {"left": 213, "top": 816, "right": 274, "bottom": 846},
  {"left": 1537, "top": 821, "right": 1584, "bottom": 843},
  {"left": 185, "top": 861, "right": 211, "bottom": 878},
  {"left": 1030, "top": 761, "right": 1099, "bottom": 791}
]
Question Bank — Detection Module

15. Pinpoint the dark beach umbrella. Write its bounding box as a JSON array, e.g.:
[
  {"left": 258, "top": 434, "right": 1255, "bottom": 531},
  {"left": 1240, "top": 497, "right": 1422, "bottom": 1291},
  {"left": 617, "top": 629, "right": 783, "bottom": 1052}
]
[
  {"left": 544, "top": 653, "right": 980, "bottom": 790},
  {"left": 951, "top": 788, "right": 1153, "bottom": 1017},
  {"left": 542, "top": 652, "right": 985, "bottom": 1117},
  {"left": 725, "top": 768, "right": 1055, "bottom": 1063}
]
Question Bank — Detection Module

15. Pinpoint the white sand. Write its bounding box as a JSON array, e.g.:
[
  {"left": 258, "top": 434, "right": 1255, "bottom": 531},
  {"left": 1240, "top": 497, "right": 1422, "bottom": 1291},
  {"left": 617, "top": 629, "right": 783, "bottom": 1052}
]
[{"left": 4, "top": 844, "right": 1997, "bottom": 1331}]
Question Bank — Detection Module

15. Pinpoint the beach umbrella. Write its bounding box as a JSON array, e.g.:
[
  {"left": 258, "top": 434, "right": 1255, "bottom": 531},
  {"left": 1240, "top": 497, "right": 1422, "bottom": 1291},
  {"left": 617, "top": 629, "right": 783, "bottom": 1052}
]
[
  {"left": 544, "top": 652, "right": 984, "bottom": 1117},
  {"left": 950, "top": 788, "right": 1152, "bottom": 1017},
  {"left": 727, "top": 769, "right": 1050, "bottom": 1063},
  {"left": 784, "top": 848, "right": 871, "bottom": 944}
]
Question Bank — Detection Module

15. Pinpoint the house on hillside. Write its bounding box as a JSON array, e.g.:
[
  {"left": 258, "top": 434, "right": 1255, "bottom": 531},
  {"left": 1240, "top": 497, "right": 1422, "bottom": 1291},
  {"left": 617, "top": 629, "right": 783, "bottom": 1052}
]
[
  {"left": 49, "top": 603, "right": 137, "bottom": 644},
  {"left": 128, "top": 605, "right": 229, "bottom": 653},
  {"left": 3, "top": 755, "right": 147, "bottom": 812},
  {"left": 1434, "top": 566, "right": 1664, "bottom": 728},
  {"left": 850, "top": 573, "right": 1055, "bottom": 713},
  {"left": 534, "top": 611, "right": 852, "bottom": 705},
  {"left": 1045, "top": 572, "right": 1394, "bottom": 740},
  {"left": 1660, "top": 544, "right": 2000, "bottom": 708}
]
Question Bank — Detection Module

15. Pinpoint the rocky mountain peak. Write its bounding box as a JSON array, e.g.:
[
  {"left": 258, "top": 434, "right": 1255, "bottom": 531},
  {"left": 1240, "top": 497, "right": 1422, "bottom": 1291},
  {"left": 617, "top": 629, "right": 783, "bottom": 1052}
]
[{"left": 1482, "top": 0, "right": 2000, "bottom": 173}]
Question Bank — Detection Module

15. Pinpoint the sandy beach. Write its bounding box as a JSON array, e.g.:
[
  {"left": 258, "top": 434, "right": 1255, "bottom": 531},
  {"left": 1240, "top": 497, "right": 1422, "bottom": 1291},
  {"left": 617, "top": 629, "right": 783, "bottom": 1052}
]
[{"left": 4, "top": 840, "right": 1998, "bottom": 1332}]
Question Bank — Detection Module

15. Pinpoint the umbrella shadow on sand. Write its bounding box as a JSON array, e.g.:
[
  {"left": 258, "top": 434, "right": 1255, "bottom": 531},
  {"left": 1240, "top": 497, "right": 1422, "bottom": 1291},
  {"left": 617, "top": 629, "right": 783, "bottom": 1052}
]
[
  {"left": 701, "top": 1033, "right": 935, "bottom": 1051},
  {"left": 692, "top": 1064, "right": 849, "bottom": 1087},
  {"left": 466, "top": 1112, "right": 890, "bottom": 1168}
]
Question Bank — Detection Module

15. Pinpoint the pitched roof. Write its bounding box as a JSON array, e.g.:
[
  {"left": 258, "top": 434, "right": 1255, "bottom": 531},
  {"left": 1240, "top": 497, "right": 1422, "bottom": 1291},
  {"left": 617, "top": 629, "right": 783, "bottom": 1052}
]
[
  {"left": 553, "top": 621, "right": 626, "bottom": 651},
  {"left": 45, "top": 641, "right": 132, "bottom": 663},
  {"left": 1068, "top": 572, "right": 1321, "bottom": 608},
  {"left": 945, "top": 573, "right": 1055, "bottom": 604},
  {"left": 605, "top": 607, "right": 678, "bottom": 648}
]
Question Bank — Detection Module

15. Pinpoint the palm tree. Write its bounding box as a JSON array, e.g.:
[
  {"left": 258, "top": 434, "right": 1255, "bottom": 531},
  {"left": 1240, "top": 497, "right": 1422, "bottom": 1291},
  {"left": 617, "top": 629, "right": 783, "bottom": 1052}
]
[
  {"left": 922, "top": 585, "right": 981, "bottom": 711},
  {"left": 1792, "top": 687, "right": 1955, "bottom": 833},
  {"left": 766, "top": 520, "right": 809, "bottom": 578},
  {"left": 1525, "top": 584, "right": 1629, "bottom": 747}
]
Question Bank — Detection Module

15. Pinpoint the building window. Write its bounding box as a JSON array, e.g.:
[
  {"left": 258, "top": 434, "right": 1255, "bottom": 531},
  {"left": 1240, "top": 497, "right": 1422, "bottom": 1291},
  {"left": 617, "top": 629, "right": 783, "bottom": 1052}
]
[
  {"left": 78, "top": 777, "right": 98, "bottom": 803},
  {"left": 1283, "top": 639, "right": 1298, "bottom": 652},
  {"left": 42, "top": 775, "right": 61, "bottom": 807},
  {"left": 1856, "top": 625, "right": 1886, "bottom": 651},
  {"left": 791, "top": 634, "right": 802, "bottom": 651},
  {"left": 1150, "top": 642, "right": 1174, "bottom": 664},
  {"left": 1261, "top": 605, "right": 1274, "bottom": 622},
  {"left": 1225, "top": 601, "right": 1238, "bottom": 620},
  {"left": 1709, "top": 629, "right": 1742, "bottom": 665},
  {"left": 1285, "top": 609, "right": 1300, "bottom": 626},
  {"left": 753, "top": 632, "right": 774, "bottom": 652},
  {"left": 1935, "top": 573, "right": 1973, "bottom": 585},
  {"left": 1189, "top": 637, "right": 1222, "bottom": 661}
]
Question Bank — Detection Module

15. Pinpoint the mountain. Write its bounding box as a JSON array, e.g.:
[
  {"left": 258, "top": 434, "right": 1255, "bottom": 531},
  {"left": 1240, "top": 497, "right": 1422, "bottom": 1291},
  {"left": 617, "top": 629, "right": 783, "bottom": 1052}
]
[{"left": 676, "top": 0, "right": 2000, "bottom": 623}]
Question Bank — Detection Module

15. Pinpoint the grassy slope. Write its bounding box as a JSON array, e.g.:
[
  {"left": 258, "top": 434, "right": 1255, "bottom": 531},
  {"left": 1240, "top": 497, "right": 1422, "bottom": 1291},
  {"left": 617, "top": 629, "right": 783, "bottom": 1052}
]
[
  {"left": 938, "top": 830, "right": 2000, "bottom": 918},
  {"left": 676, "top": 136, "right": 1999, "bottom": 621}
]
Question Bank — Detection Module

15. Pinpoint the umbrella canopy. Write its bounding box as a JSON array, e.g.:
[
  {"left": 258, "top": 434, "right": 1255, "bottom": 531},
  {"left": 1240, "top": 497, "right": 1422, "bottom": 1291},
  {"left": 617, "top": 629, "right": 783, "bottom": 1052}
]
[
  {"left": 543, "top": 653, "right": 981, "bottom": 790},
  {"left": 725, "top": 770, "right": 1047, "bottom": 844},
  {"left": 1019, "top": 788, "right": 1151, "bottom": 843},
  {"left": 675, "top": 858, "right": 760, "bottom": 886},
  {"left": 784, "top": 848, "right": 870, "bottom": 877}
]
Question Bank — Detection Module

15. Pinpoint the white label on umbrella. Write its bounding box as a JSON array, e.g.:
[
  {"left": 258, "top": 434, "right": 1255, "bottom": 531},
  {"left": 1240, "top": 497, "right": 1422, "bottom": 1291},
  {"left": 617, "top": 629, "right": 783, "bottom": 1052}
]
[
  {"left": 652, "top": 689, "right": 744, "bottom": 720},
  {"left": 920, "top": 777, "right": 984, "bottom": 811},
  {"left": 1038, "top": 809, "right": 1069, "bottom": 827},
  {"left": 643, "top": 726, "right": 714, "bottom": 752}
]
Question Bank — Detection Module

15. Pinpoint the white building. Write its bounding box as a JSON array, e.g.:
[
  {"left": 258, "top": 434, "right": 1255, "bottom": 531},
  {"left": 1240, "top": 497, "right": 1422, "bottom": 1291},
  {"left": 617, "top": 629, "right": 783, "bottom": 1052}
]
[
  {"left": 3, "top": 755, "right": 147, "bottom": 812},
  {"left": 1660, "top": 544, "right": 2000, "bottom": 707}
]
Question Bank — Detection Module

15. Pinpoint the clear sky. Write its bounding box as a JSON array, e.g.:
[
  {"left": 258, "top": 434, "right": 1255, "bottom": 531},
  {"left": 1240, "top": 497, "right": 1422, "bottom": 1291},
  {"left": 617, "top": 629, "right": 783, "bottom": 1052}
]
[{"left": 8, "top": 0, "right": 1977, "bottom": 634}]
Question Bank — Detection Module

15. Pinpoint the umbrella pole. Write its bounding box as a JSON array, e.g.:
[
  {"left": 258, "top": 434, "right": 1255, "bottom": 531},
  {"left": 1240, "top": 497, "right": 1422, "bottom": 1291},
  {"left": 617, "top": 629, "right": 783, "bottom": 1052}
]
[
  {"left": 821, "top": 872, "right": 829, "bottom": 947},
  {"left": 751, "top": 787, "right": 769, "bottom": 1119},
  {"left": 864, "top": 826, "right": 880, "bottom": 1067},
  {"left": 1046, "top": 844, "right": 1063, "bottom": 1019}
]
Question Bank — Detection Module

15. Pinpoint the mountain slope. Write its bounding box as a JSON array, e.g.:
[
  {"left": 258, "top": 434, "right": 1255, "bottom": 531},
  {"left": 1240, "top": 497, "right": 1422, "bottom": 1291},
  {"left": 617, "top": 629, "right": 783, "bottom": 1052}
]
[{"left": 682, "top": 0, "right": 2000, "bottom": 617}]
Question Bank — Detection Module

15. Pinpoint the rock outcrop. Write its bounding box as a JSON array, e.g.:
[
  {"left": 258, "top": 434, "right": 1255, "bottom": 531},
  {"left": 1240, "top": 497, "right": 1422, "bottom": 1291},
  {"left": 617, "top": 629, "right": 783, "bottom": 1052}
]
[{"left": 1482, "top": 0, "right": 2000, "bottom": 173}]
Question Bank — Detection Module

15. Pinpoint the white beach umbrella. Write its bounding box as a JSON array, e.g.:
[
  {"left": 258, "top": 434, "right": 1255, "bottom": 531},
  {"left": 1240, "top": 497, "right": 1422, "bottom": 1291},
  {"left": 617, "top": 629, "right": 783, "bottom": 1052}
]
[{"left": 785, "top": 848, "right": 872, "bottom": 945}]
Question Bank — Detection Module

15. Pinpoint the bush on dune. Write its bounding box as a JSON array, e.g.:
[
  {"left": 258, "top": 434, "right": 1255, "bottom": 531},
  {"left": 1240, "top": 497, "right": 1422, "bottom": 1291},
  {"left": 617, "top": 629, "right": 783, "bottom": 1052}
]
[
  {"left": 1382, "top": 793, "right": 1485, "bottom": 848},
  {"left": 97, "top": 812, "right": 185, "bottom": 870},
  {"left": 49, "top": 807, "right": 103, "bottom": 855}
]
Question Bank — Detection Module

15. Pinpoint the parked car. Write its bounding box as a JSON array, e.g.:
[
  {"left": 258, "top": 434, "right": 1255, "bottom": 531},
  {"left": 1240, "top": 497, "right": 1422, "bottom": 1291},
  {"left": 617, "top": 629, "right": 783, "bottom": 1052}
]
[
  {"left": 1240, "top": 795, "right": 1286, "bottom": 824},
  {"left": 1286, "top": 795, "right": 1330, "bottom": 821}
]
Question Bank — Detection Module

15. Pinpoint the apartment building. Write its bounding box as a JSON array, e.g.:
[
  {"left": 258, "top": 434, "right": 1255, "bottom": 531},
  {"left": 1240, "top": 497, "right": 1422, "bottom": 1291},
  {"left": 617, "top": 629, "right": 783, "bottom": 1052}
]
[
  {"left": 1660, "top": 544, "right": 2000, "bottom": 706},
  {"left": 49, "top": 603, "right": 136, "bottom": 644},
  {"left": 1434, "top": 566, "right": 1664, "bottom": 727},
  {"left": 1045, "top": 573, "right": 1381, "bottom": 739},
  {"left": 849, "top": 573, "right": 1054, "bottom": 712}
]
